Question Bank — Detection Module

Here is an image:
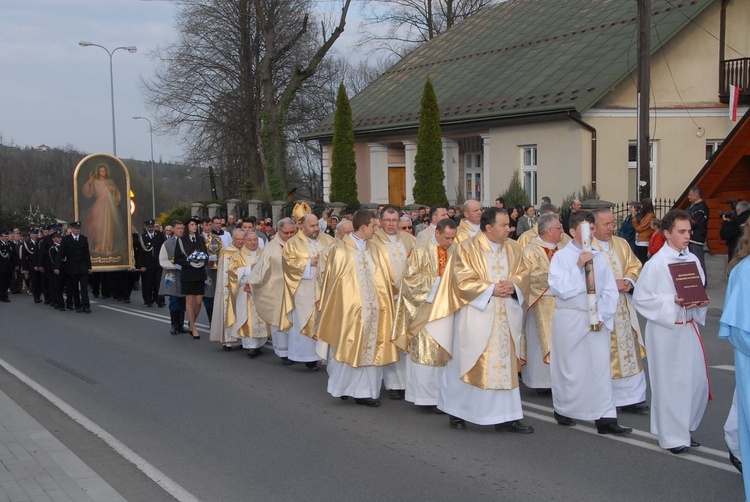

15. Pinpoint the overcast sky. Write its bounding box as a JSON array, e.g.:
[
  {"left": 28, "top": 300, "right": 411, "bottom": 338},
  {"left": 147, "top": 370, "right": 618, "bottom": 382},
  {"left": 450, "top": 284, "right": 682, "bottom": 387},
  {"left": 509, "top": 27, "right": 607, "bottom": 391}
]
[{"left": 0, "top": 0, "right": 365, "bottom": 164}]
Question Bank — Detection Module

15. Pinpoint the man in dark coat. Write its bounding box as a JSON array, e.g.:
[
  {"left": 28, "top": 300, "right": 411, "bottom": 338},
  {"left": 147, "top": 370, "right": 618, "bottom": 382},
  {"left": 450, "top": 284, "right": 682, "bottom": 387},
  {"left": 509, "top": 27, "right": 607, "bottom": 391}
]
[
  {"left": 720, "top": 200, "right": 750, "bottom": 262},
  {"left": 139, "top": 219, "right": 166, "bottom": 307},
  {"left": 0, "top": 231, "right": 19, "bottom": 302},
  {"left": 54, "top": 222, "right": 92, "bottom": 313}
]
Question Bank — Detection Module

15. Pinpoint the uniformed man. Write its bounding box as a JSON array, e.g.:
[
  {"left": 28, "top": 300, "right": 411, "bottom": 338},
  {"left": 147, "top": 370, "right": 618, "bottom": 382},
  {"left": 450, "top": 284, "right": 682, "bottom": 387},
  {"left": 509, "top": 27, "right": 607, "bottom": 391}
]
[
  {"left": 45, "top": 232, "right": 65, "bottom": 311},
  {"left": 0, "top": 231, "right": 19, "bottom": 302},
  {"left": 139, "top": 219, "right": 166, "bottom": 307},
  {"left": 22, "top": 229, "right": 42, "bottom": 303},
  {"left": 54, "top": 222, "right": 92, "bottom": 313}
]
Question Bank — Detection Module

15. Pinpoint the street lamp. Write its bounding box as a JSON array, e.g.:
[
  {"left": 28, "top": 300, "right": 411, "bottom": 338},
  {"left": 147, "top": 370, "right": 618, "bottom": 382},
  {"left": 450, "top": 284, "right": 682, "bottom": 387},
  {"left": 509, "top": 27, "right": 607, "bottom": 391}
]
[
  {"left": 133, "top": 116, "right": 156, "bottom": 220},
  {"left": 79, "top": 40, "right": 137, "bottom": 157}
]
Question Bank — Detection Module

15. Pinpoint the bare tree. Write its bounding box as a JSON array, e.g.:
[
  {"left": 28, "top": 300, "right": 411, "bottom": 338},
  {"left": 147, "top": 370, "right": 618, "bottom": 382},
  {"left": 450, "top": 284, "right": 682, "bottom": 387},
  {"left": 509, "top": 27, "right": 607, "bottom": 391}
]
[{"left": 359, "top": 0, "right": 496, "bottom": 56}]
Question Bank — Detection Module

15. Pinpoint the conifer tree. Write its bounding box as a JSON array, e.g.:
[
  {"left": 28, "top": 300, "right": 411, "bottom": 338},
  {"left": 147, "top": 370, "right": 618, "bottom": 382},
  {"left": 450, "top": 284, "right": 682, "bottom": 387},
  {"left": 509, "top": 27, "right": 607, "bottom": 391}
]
[
  {"left": 329, "top": 83, "right": 359, "bottom": 209},
  {"left": 413, "top": 78, "right": 448, "bottom": 206}
]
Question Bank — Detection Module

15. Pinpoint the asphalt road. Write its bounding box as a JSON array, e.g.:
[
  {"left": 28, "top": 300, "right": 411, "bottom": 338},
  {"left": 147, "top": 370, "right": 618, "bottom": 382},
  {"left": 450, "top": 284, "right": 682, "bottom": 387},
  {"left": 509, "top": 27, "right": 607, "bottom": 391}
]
[{"left": 0, "top": 294, "right": 743, "bottom": 501}]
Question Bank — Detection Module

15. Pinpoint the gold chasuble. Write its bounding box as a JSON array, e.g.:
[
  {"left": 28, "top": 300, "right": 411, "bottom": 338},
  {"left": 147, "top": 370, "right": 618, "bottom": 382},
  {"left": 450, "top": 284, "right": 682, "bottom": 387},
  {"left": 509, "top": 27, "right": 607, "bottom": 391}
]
[
  {"left": 454, "top": 218, "right": 479, "bottom": 243},
  {"left": 424, "top": 233, "right": 528, "bottom": 390},
  {"left": 593, "top": 236, "right": 646, "bottom": 379},
  {"left": 247, "top": 238, "right": 285, "bottom": 327},
  {"left": 226, "top": 247, "right": 268, "bottom": 339},
  {"left": 520, "top": 239, "right": 560, "bottom": 364},
  {"left": 316, "top": 236, "right": 399, "bottom": 367},
  {"left": 372, "top": 228, "right": 416, "bottom": 287},
  {"left": 392, "top": 239, "right": 453, "bottom": 366},
  {"left": 209, "top": 244, "right": 240, "bottom": 344},
  {"left": 279, "top": 232, "right": 335, "bottom": 336},
  {"left": 518, "top": 224, "right": 571, "bottom": 250}
]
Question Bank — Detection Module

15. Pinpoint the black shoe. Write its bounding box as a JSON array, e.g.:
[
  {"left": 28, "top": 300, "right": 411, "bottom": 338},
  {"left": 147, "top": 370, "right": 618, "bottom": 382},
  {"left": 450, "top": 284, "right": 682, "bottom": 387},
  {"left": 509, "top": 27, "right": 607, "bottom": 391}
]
[
  {"left": 66, "top": 304, "right": 74, "bottom": 310},
  {"left": 729, "top": 451, "right": 743, "bottom": 473},
  {"left": 597, "top": 423, "right": 632, "bottom": 435},
  {"left": 449, "top": 415, "right": 467, "bottom": 429},
  {"left": 222, "top": 345, "right": 233, "bottom": 351},
  {"left": 389, "top": 389, "right": 405, "bottom": 400},
  {"left": 177, "top": 326, "right": 189, "bottom": 334},
  {"left": 170, "top": 326, "right": 178, "bottom": 335},
  {"left": 690, "top": 437, "right": 700, "bottom": 447},
  {"left": 82, "top": 306, "right": 91, "bottom": 313},
  {"left": 495, "top": 420, "right": 534, "bottom": 434},
  {"left": 305, "top": 361, "right": 318, "bottom": 372},
  {"left": 281, "top": 357, "right": 294, "bottom": 366},
  {"left": 124, "top": 299, "right": 130, "bottom": 304},
  {"left": 75, "top": 307, "right": 82, "bottom": 313},
  {"left": 248, "top": 348, "right": 262, "bottom": 359},
  {"left": 535, "top": 388, "right": 552, "bottom": 396},
  {"left": 0, "top": 298, "right": 10, "bottom": 303},
  {"left": 620, "top": 402, "right": 650, "bottom": 414},
  {"left": 34, "top": 299, "right": 42, "bottom": 304},
  {"left": 668, "top": 446, "right": 689, "bottom": 455},
  {"left": 145, "top": 302, "right": 154, "bottom": 307},
  {"left": 157, "top": 302, "right": 165, "bottom": 308},
  {"left": 554, "top": 411, "right": 576, "bottom": 426},
  {"left": 354, "top": 398, "right": 380, "bottom": 407},
  {"left": 433, "top": 407, "right": 446, "bottom": 415},
  {"left": 58, "top": 306, "right": 66, "bottom": 312}
]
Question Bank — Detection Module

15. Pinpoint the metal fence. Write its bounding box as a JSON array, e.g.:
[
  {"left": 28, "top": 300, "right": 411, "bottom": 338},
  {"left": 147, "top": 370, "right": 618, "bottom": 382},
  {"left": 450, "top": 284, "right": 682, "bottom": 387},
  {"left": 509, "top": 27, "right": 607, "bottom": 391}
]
[{"left": 559, "top": 198, "right": 676, "bottom": 233}]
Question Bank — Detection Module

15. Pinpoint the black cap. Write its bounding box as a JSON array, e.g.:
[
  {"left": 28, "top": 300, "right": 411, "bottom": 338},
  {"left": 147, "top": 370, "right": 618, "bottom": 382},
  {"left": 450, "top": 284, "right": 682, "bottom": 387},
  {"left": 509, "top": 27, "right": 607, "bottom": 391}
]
[
  {"left": 145, "top": 219, "right": 156, "bottom": 226},
  {"left": 1, "top": 231, "right": 9, "bottom": 236},
  {"left": 52, "top": 232, "right": 62, "bottom": 238},
  {"left": 69, "top": 221, "right": 82, "bottom": 228}
]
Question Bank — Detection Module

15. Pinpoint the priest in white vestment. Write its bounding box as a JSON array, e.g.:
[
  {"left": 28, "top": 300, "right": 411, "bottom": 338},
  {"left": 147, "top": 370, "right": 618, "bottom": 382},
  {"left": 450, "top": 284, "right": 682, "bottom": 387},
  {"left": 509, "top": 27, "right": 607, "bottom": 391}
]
[
  {"left": 454, "top": 200, "right": 482, "bottom": 243},
  {"left": 249, "top": 218, "right": 296, "bottom": 363},
  {"left": 425, "top": 208, "right": 534, "bottom": 433},
  {"left": 633, "top": 209, "right": 710, "bottom": 454},
  {"left": 548, "top": 211, "right": 631, "bottom": 435},
  {"left": 373, "top": 206, "right": 417, "bottom": 399},
  {"left": 520, "top": 214, "right": 565, "bottom": 392},
  {"left": 226, "top": 232, "right": 267, "bottom": 357},
  {"left": 209, "top": 228, "right": 244, "bottom": 348},
  {"left": 591, "top": 208, "right": 648, "bottom": 413},
  {"left": 316, "top": 210, "right": 399, "bottom": 407},
  {"left": 279, "top": 214, "right": 335, "bottom": 370},
  {"left": 416, "top": 206, "right": 448, "bottom": 244},
  {"left": 392, "top": 218, "right": 456, "bottom": 407}
]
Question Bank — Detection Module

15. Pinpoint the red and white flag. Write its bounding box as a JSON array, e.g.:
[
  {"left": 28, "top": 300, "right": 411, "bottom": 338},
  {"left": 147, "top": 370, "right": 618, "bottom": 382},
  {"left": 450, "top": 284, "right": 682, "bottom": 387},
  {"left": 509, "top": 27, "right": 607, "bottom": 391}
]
[{"left": 729, "top": 84, "right": 741, "bottom": 121}]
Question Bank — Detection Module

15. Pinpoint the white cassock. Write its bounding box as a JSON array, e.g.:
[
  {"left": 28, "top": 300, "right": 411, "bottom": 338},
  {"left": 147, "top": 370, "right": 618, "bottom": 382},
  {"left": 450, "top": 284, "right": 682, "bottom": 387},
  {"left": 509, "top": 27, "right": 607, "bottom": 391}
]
[
  {"left": 232, "top": 249, "right": 268, "bottom": 350},
  {"left": 725, "top": 388, "right": 741, "bottom": 461},
  {"left": 548, "top": 243, "right": 619, "bottom": 421},
  {"left": 248, "top": 238, "right": 287, "bottom": 357},
  {"left": 288, "top": 258, "right": 321, "bottom": 362},
  {"left": 379, "top": 231, "right": 409, "bottom": 391},
  {"left": 632, "top": 245, "right": 709, "bottom": 449},
  {"left": 432, "top": 239, "right": 525, "bottom": 425}
]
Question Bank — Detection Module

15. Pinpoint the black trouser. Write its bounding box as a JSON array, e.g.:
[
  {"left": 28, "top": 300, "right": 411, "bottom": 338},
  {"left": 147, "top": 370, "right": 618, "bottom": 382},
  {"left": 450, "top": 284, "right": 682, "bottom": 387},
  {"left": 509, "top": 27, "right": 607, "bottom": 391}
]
[
  {"left": 65, "top": 273, "right": 90, "bottom": 308},
  {"left": 141, "top": 266, "right": 163, "bottom": 305},
  {"left": 29, "top": 269, "right": 42, "bottom": 301},
  {"left": 0, "top": 270, "right": 11, "bottom": 299},
  {"left": 41, "top": 270, "right": 52, "bottom": 302},
  {"left": 50, "top": 271, "right": 64, "bottom": 307}
]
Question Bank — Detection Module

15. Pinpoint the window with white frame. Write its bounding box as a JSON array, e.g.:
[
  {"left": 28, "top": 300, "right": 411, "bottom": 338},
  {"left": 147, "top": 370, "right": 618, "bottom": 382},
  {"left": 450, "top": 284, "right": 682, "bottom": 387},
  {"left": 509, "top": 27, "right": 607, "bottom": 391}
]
[
  {"left": 706, "top": 139, "right": 722, "bottom": 160},
  {"left": 627, "top": 140, "right": 656, "bottom": 201},
  {"left": 464, "top": 152, "right": 482, "bottom": 203},
  {"left": 521, "top": 145, "right": 537, "bottom": 206}
]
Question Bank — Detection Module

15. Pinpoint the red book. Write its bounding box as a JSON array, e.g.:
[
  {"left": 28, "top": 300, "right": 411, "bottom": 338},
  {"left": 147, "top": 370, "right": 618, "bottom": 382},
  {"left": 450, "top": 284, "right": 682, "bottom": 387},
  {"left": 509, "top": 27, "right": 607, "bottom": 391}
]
[{"left": 668, "top": 261, "right": 708, "bottom": 308}]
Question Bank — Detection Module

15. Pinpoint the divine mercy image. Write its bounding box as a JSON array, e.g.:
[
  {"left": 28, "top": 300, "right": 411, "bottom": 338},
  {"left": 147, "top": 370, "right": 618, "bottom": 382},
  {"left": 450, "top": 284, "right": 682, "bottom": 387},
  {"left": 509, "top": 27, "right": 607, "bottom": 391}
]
[{"left": 74, "top": 153, "right": 133, "bottom": 270}]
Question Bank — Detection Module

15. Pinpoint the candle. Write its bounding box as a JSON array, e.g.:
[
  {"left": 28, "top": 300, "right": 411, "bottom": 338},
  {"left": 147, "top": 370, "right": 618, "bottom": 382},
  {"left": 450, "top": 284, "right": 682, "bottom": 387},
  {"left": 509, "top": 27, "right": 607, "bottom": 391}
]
[{"left": 579, "top": 222, "right": 600, "bottom": 331}]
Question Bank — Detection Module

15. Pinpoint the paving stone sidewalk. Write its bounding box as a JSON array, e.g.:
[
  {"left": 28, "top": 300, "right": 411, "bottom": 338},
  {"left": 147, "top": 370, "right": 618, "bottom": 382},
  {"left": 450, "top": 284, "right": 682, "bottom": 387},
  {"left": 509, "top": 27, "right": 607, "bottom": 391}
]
[{"left": 0, "top": 390, "right": 125, "bottom": 502}]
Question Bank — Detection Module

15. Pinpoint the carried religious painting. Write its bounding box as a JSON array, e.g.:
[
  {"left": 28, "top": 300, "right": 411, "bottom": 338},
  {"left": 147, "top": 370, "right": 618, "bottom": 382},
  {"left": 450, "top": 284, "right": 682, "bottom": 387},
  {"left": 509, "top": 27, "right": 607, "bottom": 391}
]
[{"left": 73, "top": 153, "right": 134, "bottom": 270}]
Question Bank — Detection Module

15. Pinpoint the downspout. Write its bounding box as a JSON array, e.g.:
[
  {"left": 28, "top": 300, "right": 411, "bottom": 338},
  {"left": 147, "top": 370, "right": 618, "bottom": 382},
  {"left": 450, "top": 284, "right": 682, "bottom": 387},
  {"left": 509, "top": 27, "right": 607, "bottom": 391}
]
[{"left": 567, "top": 112, "right": 597, "bottom": 192}]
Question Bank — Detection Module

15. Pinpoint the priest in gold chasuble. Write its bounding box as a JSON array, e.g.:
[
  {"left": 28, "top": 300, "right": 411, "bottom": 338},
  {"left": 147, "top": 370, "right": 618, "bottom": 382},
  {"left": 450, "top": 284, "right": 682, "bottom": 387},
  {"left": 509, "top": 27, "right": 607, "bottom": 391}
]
[
  {"left": 392, "top": 218, "right": 456, "bottom": 407},
  {"left": 279, "top": 214, "right": 335, "bottom": 368},
  {"left": 424, "top": 208, "right": 534, "bottom": 431},
  {"left": 517, "top": 203, "right": 571, "bottom": 250},
  {"left": 591, "top": 208, "right": 648, "bottom": 412},
  {"left": 249, "top": 218, "right": 296, "bottom": 362},
  {"left": 316, "top": 210, "right": 398, "bottom": 406},
  {"left": 520, "top": 214, "right": 566, "bottom": 392},
  {"left": 372, "top": 206, "right": 417, "bottom": 399},
  {"left": 226, "top": 231, "right": 268, "bottom": 357},
  {"left": 209, "top": 228, "right": 244, "bottom": 347},
  {"left": 454, "top": 200, "right": 482, "bottom": 243}
]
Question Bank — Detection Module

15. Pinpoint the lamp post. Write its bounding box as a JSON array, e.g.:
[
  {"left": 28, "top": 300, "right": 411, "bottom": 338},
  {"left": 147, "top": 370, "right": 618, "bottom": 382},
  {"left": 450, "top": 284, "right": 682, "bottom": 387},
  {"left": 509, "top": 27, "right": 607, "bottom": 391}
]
[
  {"left": 133, "top": 116, "right": 156, "bottom": 220},
  {"left": 79, "top": 41, "right": 137, "bottom": 157}
]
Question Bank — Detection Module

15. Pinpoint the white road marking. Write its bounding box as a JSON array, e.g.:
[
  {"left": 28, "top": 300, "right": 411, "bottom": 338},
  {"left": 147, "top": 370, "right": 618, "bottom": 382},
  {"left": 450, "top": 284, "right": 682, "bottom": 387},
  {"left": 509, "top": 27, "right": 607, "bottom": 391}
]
[
  {"left": 0, "top": 357, "right": 202, "bottom": 502},
  {"left": 98, "top": 305, "right": 210, "bottom": 331},
  {"left": 522, "top": 401, "right": 737, "bottom": 473},
  {"left": 710, "top": 365, "right": 736, "bottom": 372}
]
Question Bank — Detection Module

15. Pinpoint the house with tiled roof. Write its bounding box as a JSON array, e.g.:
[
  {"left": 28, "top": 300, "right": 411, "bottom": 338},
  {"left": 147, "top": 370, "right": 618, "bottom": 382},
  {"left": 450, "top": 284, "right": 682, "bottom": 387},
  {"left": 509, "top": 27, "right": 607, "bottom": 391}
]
[{"left": 304, "top": 0, "right": 749, "bottom": 207}]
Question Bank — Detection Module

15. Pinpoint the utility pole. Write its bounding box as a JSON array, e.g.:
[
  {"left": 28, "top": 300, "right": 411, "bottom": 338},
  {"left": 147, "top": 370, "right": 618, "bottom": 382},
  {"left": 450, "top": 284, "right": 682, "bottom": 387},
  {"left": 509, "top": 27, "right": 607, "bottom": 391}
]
[{"left": 637, "top": 0, "right": 651, "bottom": 199}]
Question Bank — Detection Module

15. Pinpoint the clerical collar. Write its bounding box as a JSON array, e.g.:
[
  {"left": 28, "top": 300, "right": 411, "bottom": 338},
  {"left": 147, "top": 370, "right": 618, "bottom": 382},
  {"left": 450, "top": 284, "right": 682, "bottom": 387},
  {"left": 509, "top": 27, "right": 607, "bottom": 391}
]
[
  {"left": 385, "top": 232, "right": 398, "bottom": 243},
  {"left": 664, "top": 244, "right": 688, "bottom": 260},
  {"left": 594, "top": 237, "right": 610, "bottom": 251},
  {"left": 536, "top": 236, "right": 557, "bottom": 250},
  {"left": 348, "top": 233, "right": 367, "bottom": 251}
]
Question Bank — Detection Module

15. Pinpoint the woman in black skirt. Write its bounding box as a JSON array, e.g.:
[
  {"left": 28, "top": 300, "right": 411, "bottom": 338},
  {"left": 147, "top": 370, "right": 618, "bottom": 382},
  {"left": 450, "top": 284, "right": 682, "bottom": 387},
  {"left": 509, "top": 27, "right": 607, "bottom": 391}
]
[{"left": 173, "top": 217, "right": 207, "bottom": 339}]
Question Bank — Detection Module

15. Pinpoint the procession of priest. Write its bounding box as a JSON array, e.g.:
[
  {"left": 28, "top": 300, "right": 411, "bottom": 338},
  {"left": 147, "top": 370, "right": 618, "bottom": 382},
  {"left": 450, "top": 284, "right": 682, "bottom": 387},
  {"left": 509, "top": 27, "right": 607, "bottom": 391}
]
[{"left": 4, "top": 198, "right": 739, "bottom": 466}]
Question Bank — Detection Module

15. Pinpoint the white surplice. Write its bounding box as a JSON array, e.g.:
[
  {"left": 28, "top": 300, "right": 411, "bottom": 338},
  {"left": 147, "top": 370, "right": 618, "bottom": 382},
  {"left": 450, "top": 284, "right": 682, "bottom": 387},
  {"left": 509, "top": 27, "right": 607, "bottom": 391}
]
[
  {"left": 632, "top": 244, "right": 709, "bottom": 449},
  {"left": 548, "top": 243, "right": 619, "bottom": 421}
]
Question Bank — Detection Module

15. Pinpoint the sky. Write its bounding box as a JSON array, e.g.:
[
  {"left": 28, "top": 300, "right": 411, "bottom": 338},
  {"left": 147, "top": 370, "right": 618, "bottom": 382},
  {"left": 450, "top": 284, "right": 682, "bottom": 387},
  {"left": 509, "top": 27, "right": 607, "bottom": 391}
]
[{"left": 0, "top": 0, "right": 367, "bottom": 164}]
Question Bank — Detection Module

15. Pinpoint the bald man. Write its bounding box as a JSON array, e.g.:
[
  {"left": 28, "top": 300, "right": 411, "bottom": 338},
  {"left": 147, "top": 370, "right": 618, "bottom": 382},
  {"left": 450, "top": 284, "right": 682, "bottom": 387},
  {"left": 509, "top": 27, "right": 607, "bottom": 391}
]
[{"left": 455, "top": 200, "right": 482, "bottom": 243}]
